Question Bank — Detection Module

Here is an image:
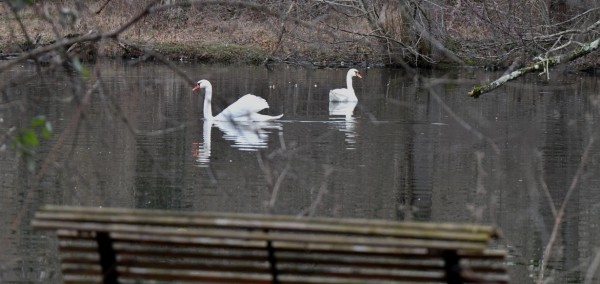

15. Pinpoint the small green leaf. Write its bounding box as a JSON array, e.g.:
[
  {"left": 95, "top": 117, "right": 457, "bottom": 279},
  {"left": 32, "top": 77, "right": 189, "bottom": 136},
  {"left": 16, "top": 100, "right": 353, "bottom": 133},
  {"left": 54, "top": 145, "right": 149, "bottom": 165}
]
[
  {"left": 22, "top": 129, "right": 39, "bottom": 147},
  {"left": 42, "top": 121, "right": 53, "bottom": 138},
  {"left": 81, "top": 66, "right": 91, "bottom": 79},
  {"left": 30, "top": 115, "right": 46, "bottom": 127}
]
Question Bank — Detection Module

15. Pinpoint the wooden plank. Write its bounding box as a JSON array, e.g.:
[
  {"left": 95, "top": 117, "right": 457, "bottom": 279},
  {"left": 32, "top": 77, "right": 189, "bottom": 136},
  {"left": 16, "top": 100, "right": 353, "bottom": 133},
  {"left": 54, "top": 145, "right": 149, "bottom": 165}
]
[
  {"left": 117, "top": 259, "right": 271, "bottom": 274},
  {"left": 57, "top": 244, "right": 506, "bottom": 276},
  {"left": 57, "top": 233, "right": 504, "bottom": 263},
  {"left": 63, "top": 275, "right": 102, "bottom": 284},
  {"left": 114, "top": 266, "right": 446, "bottom": 284},
  {"left": 34, "top": 210, "right": 496, "bottom": 242},
  {"left": 61, "top": 267, "right": 101, "bottom": 275},
  {"left": 115, "top": 267, "right": 272, "bottom": 284},
  {"left": 276, "top": 255, "right": 444, "bottom": 271},
  {"left": 460, "top": 248, "right": 508, "bottom": 259},
  {"left": 118, "top": 249, "right": 268, "bottom": 262},
  {"left": 57, "top": 249, "right": 506, "bottom": 274},
  {"left": 59, "top": 245, "right": 505, "bottom": 273},
  {"left": 59, "top": 234, "right": 496, "bottom": 260},
  {"left": 277, "top": 265, "right": 446, "bottom": 281},
  {"left": 31, "top": 221, "right": 489, "bottom": 251},
  {"left": 36, "top": 205, "right": 499, "bottom": 236},
  {"left": 461, "top": 270, "right": 511, "bottom": 283},
  {"left": 278, "top": 273, "right": 447, "bottom": 284},
  {"left": 57, "top": 233, "right": 505, "bottom": 262}
]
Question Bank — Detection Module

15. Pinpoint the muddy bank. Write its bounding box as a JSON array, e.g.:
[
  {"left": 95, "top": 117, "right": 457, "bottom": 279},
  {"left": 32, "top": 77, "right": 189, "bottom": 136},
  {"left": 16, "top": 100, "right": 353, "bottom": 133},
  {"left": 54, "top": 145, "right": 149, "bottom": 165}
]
[{"left": 0, "top": 34, "right": 379, "bottom": 69}]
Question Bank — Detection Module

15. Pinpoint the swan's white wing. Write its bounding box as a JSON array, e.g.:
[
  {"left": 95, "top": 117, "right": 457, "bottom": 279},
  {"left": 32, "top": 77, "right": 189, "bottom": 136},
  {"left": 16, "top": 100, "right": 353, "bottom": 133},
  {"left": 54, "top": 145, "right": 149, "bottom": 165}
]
[
  {"left": 215, "top": 94, "right": 269, "bottom": 121},
  {"left": 329, "top": 88, "right": 357, "bottom": 102}
]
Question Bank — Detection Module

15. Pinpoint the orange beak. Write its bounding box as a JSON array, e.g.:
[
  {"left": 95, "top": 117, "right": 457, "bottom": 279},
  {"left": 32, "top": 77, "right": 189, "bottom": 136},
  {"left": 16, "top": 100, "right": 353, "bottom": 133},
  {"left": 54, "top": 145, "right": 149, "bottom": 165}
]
[
  {"left": 192, "top": 84, "right": 200, "bottom": 91},
  {"left": 356, "top": 71, "right": 362, "bottom": 78}
]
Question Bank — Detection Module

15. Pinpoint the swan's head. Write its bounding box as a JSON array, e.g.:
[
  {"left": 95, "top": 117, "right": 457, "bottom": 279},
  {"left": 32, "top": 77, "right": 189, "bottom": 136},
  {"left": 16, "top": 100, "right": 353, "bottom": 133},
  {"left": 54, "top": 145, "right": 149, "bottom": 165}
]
[
  {"left": 349, "top": 68, "right": 362, "bottom": 78},
  {"left": 192, "top": 79, "right": 211, "bottom": 91}
]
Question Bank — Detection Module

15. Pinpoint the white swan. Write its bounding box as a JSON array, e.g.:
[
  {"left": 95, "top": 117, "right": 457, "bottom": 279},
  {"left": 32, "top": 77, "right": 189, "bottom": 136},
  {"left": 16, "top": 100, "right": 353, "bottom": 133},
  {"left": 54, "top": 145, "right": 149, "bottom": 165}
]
[
  {"left": 192, "top": 79, "right": 283, "bottom": 121},
  {"left": 329, "top": 68, "right": 362, "bottom": 102}
]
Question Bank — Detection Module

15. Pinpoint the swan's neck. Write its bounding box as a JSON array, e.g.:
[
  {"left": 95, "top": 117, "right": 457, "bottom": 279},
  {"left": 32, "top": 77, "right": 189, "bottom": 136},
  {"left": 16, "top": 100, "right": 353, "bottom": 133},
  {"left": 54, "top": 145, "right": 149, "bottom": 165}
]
[
  {"left": 203, "top": 86, "right": 214, "bottom": 120},
  {"left": 346, "top": 73, "right": 354, "bottom": 91}
]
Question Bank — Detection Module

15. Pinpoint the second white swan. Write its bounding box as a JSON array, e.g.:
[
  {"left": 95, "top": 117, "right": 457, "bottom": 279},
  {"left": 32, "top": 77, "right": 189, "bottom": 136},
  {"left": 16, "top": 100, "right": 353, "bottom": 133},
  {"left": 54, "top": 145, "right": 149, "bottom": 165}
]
[
  {"left": 329, "top": 68, "right": 362, "bottom": 102},
  {"left": 192, "top": 79, "right": 283, "bottom": 122}
]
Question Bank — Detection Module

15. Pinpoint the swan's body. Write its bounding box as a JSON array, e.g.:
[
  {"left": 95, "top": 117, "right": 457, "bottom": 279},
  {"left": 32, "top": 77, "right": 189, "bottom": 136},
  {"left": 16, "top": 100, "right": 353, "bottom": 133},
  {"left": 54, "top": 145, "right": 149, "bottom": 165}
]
[
  {"left": 329, "top": 101, "right": 357, "bottom": 118},
  {"left": 192, "top": 80, "right": 283, "bottom": 122},
  {"left": 329, "top": 68, "right": 362, "bottom": 102}
]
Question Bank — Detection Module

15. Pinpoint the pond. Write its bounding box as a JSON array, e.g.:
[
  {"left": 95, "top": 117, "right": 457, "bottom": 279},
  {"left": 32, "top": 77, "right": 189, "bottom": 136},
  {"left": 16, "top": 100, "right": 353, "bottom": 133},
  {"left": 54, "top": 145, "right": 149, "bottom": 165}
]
[{"left": 0, "top": 60, "right": 599, "bottom": 283}]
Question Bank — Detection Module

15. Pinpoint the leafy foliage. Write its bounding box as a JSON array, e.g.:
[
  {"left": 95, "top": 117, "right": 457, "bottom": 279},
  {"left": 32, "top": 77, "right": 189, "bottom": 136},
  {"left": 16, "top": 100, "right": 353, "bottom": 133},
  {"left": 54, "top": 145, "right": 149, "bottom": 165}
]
[{"left": 13, "top": 115, "right": 53, "bottom": 172}]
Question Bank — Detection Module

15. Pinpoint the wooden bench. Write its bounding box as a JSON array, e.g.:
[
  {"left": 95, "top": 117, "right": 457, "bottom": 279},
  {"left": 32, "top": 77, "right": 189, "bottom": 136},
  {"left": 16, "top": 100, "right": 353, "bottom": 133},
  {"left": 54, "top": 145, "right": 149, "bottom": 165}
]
[{"left": 32, "top": 205, "right": 509, "bottom": 284}]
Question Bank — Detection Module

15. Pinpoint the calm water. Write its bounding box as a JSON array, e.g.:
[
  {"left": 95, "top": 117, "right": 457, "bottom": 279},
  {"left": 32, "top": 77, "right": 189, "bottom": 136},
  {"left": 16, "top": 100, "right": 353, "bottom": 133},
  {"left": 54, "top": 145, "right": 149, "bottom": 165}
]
[{"left": 1, "top": 60, "right": 599, "bottom": 283}]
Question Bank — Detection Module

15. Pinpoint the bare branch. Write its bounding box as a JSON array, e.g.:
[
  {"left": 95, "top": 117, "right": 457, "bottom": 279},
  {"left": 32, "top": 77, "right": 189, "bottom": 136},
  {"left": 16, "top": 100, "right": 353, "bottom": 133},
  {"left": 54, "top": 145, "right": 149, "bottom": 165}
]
[
  {"left": 468, "top": 37, "right": 600, "bottom": 97},
  {"left": 584, "top": 248, "right": 600, "bottom": 284},
  {"left": 95, "top": 0, "right": 113, "bottom": 14}
]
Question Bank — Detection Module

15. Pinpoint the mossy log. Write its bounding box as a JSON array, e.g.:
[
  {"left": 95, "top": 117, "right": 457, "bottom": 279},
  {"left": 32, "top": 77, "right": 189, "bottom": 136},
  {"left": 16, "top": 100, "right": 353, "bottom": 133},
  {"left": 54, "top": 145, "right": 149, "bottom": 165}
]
[{"left": 468, "top": 37, "right": 600, "bottom": 98}]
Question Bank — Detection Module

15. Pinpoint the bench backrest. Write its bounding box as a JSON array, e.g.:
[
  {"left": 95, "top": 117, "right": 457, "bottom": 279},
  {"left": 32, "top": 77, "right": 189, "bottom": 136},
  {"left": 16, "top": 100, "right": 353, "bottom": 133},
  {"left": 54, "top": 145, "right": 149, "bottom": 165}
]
[{"left": 33, "top": 205, "right": 509, "bottom": 284}]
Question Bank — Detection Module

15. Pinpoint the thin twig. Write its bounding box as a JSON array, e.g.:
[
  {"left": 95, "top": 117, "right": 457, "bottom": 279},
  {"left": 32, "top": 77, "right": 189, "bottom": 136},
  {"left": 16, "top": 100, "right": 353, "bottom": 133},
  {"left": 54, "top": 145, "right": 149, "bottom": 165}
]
[
  {"left": 536, "top": 150, "right": 557, "bottom": 218},
  {"left": 95, "top": 0, "right": 113, "bottom": 14},
  {"left": 298, "top": 165, "right": 334, "bottom": 217},
  {"left": 537, "top": 137, "right": 595, "bottom": 284},
  {"left": 267, "top": 164, "right": 290, "bottom": 211},
  {"left": 584, "top": 247, "right": 600, "bottom": 284}
]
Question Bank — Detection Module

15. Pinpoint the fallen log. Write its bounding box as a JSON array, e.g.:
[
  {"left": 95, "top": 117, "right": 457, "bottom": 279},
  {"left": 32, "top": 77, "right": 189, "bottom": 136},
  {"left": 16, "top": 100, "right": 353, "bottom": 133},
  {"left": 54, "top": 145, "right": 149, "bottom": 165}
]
[{"left": 468, "top": 37, "right": 600, "bottom": 98}]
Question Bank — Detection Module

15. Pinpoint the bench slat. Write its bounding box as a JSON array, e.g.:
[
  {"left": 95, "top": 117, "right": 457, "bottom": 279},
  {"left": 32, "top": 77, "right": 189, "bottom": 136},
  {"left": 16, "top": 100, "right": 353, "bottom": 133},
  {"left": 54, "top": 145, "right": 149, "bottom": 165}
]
[
  {"left": 37, "top": 205, "right": 499, "bottom": 235},
  {"left": 34, "top": 211, "right": 495, "bottom": 242},
  {"left": 57, "top": 231, "right": 506, "bottom": 261},
  {"left": 33, "top": 220, "right": 489, "bottom": 251},
  {"left": 116, "top": 268, "right": 272, "bottom": 284}
]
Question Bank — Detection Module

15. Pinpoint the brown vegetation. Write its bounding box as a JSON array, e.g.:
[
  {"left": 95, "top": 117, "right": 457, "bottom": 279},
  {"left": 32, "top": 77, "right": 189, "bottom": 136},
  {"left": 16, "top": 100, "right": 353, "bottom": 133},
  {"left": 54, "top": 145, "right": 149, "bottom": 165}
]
[
  {"left": 0, "top": 1, "right": 372, "bottom": 65},
  {"left": 1, "top": 0, "right": 599, "bottom": 69}
]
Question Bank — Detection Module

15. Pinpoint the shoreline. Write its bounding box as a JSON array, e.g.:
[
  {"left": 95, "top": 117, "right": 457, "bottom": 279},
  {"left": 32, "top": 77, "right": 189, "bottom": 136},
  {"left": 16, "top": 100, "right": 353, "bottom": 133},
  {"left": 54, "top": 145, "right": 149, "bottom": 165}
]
[
  {"left": 2, "top": 37, "right": 598, "bottom": 74},
  {"left": 0, "top": 37, "right": 386, "bottom": 69}
]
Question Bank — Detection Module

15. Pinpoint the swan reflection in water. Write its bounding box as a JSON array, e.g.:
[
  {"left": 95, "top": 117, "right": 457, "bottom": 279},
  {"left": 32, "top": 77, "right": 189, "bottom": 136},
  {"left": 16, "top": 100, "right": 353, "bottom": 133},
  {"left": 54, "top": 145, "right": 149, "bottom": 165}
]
[
  {"left": 193, "top": 120, "right": 282, "bottom": 166},
  {"left": 329, "top": 101, "right": 358, "bottom": 149}
]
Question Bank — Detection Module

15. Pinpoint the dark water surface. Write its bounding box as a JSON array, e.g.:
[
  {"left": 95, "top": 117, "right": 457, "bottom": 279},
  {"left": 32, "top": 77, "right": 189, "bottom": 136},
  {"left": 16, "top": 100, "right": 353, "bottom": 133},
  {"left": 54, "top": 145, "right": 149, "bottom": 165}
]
[{"left": 1, "top": 60, "right": 599, "bottom": 283}]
